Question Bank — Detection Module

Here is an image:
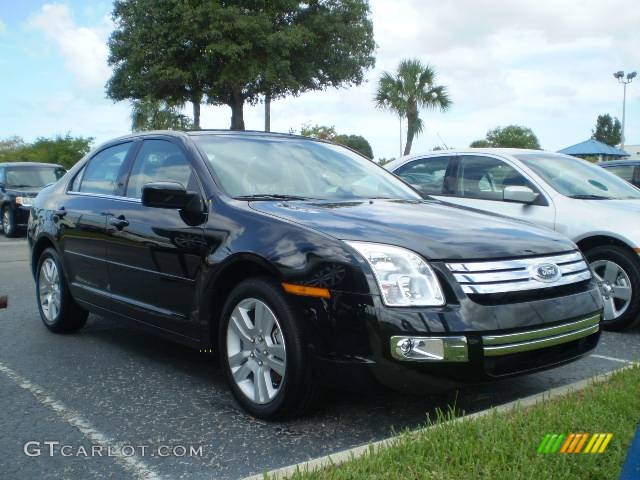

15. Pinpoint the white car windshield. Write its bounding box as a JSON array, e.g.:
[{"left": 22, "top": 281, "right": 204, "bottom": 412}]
[
  {"left": 516, "top": 153, "right": 640, "bottom": 200},
  {"left": 193, "top": 135, "right": 421, "bottom": 201}
]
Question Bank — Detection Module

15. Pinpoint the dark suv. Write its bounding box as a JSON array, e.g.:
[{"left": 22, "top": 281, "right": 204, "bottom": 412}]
[
  {"left": 0, "top": 162, "right": 66, "bottom": 237},
  {"left": 28, "top": 131, "right": 602, "bottom": 419}
]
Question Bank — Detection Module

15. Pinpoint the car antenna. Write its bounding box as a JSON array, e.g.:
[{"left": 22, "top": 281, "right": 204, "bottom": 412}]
[{"left": 437, "top": 132, "right": 449, "bottom": 150}]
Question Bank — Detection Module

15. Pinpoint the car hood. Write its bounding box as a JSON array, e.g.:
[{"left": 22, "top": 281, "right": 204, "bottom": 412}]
[
  {"left": 5, "top": 187, "right": 43, "bottom": 196},
  {"left": 249, "top": 199, "right": 576, "bottom": 261}
]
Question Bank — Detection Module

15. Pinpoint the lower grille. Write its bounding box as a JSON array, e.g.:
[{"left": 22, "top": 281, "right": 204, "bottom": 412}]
[{"left": 481, "top": 313, "right": 601, "bottom": 357}]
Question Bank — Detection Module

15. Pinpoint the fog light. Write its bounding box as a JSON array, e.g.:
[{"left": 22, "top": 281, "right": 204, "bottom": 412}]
[
  {"left": 390, "top": 336, "right": 468, "bottom": 362},
  {"left": 399, "top": 338, "right": 413, "bottom": 355}
]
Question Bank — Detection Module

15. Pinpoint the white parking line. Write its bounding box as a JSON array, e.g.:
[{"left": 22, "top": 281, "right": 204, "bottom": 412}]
[
  {"left": 0, "top": 361, "right": 161, "bottom": 480},
  {"left": 591, "top": 354, "right": 634, "bottom": 364}
]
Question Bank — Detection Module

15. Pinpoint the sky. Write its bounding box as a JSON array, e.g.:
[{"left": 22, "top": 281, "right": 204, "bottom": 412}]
[{"left": 0, "top": 0, "right": 639, "bottom": 160}]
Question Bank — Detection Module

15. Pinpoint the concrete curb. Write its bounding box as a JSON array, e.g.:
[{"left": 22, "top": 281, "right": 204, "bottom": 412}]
[{"left": 243, "top": 362, "right": 638, "bottom": 480}]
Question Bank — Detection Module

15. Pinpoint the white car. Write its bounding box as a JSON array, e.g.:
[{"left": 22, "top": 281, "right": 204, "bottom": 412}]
[{"left": 386, "top": 148, "right": 640, "bottom": 330}]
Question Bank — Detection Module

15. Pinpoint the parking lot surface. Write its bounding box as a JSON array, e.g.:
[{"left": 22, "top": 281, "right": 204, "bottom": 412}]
[{"left": 1, "top": 236, "right": 639, "bottom": 480}]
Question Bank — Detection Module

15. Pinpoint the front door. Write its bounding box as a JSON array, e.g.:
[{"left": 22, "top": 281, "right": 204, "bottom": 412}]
[
  {"left": 442, "top": 155, "right": 556, "bottom": 230},
  {"left": 104, "top": 139, "right": 207, "bottom": 339}
]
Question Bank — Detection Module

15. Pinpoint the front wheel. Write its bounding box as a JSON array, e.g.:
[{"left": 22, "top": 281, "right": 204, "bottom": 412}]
[
  {"left": 219, "top": 278, "right": 317, "bottom": 419},
  {"left": 585, "top": 245, "right": 640, "bottom": 331},
  {"left": 1, "top": 206, "right": 17, "bottom": 237},
  {"left": 36, "top": 248, "right": 88, "bottom": 333}
]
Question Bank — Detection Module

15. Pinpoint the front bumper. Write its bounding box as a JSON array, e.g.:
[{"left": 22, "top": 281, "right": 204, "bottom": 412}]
[
  {"left": 298, "top": 279, "right": 603, "bottom": 392},
  {"left": 14, "top": 205, "right": 31, "bottom": 226}
]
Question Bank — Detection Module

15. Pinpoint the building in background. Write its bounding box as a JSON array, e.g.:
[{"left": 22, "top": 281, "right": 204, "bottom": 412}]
[
  {"left": 558, "top": 138, "right": 630, "bottom": 163},
  {"left": 622, "top": 144, "right": 640, "bottom": 160}
]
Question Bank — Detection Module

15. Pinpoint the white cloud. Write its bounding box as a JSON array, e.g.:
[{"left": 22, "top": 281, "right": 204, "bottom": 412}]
[{"left": 28, "top": 3, "right": 112, "bottom": 91}]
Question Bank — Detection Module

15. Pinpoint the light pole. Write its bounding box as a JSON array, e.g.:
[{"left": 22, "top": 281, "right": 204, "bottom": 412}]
[{"left": 613, "top": 70, "right": 637, "bottom": 149}]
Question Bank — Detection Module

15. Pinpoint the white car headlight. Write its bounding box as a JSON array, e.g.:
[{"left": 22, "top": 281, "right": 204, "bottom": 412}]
[
  {"left": 346, "top": 241, "right": 445, "bottom": 307},
  {"left": 16, "top": 196, "right": 34, "bottom": 207}
]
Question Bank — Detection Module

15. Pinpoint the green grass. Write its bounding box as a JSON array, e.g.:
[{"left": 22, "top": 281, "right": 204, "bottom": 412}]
[{"left": 283, "top": 366, "right": 640, "bottom": 480}]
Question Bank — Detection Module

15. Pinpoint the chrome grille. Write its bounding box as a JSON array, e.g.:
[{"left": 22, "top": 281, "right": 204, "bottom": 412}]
[{"left": 446, "top": 251, "right": 591, "bottom": 295}]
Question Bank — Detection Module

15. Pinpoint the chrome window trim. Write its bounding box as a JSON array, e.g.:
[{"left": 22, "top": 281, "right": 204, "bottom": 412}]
[
  {"left": 67, "top": 191, "right": 142, "bottom": 204},
  {"left": 482, "top": 313, "right": 601, "bottom": 357}
]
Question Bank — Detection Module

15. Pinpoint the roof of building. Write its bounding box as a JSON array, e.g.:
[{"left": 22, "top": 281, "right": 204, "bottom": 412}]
[{"left": 557, "top": 138, "right": 629, "bottom": 157}]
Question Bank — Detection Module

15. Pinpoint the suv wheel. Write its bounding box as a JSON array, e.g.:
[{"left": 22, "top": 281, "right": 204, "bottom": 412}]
[
  {"left": 219, "top": 278, "right": 317, "bottom": 419},
  {"left": 585, "top": 245, "right": 640, "bottom": 331},
  {"left": 1, "top": 206, "right": 17, "bottom": 237},
  {"left": 36, "top": 248, "right": 88, "bottom": 333}
]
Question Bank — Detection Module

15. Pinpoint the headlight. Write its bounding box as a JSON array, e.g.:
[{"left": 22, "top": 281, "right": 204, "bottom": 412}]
[
  {"left": 16, "top": 196, "right": 34, "bottom": 207},
  {"left": 346, "top": 241, "right": 445, "bottom": 307}
]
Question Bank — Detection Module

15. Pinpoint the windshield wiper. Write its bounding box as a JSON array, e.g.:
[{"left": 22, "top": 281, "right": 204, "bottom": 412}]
[
  {"left": 234, "top": 194, "right": 314, "bottom": 201},
  {"left": 567, "top": 194, "right": 612, "bottom": 200}
]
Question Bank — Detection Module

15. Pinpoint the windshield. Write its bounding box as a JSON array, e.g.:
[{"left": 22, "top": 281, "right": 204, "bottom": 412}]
[
  {"left": 193, "top": 136, "right": 421, "bottom": 201},
  {"left": 5, "top": 166, "right": 66, "bottom": 188},
  {"left": 516, "top": 153, "right": 640, "bottom": 200}
]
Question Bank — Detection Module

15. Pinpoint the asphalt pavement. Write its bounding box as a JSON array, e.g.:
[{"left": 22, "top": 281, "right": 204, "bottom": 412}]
[{"left": 1, "top": 236, "right": 639, "bottom": 480}]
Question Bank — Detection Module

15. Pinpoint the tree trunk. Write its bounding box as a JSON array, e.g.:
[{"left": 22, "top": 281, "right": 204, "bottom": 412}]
[
  {"left": 192, "top": 101, "right": 201, "bottom": 130},
  {"left": 404, "top": 117, "right": 415, "bottom": 156},
  {"left": 229, "top": 89, "right": 245, "bottom": 130},
  {"left": 264, "top": 94, "right": 271, "bottom": 132}
]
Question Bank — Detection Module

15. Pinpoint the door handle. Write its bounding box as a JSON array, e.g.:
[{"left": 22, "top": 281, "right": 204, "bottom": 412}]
[
  {"left": 109, "top": 215, "right": 129, "bottom": 230},
  {"left": 54, "top": 207, "right": 67, "bottom": 218}
]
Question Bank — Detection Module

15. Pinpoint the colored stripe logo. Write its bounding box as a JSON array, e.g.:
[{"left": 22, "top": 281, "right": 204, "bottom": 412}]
[{"left": 537, "top": 433, "right": 613, "bottom": 454}]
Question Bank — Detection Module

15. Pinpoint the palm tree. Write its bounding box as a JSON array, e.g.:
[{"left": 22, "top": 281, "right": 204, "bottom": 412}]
[
  {"left": 130, "top": 98, "right": 193, "bottom": 132},
  {"left": 375, "top": 59, "right": 451, "bottom": 155}
]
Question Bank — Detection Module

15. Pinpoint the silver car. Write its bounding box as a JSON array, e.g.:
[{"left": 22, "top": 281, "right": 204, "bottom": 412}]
[{"left": 386, "top": 149, "right": 640, "bottom": 330}]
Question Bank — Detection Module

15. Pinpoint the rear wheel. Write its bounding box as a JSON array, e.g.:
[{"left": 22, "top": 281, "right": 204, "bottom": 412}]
[
  {"left": 1, "top": 206, "right": 17, "bottom": 237},
  {"left": 36, "top": 248, "right": 88, "bottom": 333},
  {"left": 585, "top": 245, "right": 640, "bottom": 331},
  {"left": 219, "top": 278, "right": 317, "bottom": 419}
]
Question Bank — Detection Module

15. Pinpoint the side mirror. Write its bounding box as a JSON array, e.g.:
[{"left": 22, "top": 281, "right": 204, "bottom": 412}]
[
  {"left": 503, "top": 185, "right": 539, "bottom": 204},
  {"left": 142, "top": 182, "right": 199, "bottom": 210}
]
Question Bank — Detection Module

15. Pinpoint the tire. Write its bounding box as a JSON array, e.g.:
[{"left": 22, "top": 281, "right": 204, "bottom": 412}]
[
  {"left": 1, "top": 206, "right": 17, "bottom": 238},
  {"left": 35, "top": 247, "right": 88, "bottom": 333},
  {"left": 585, "top": 245, "right": 640, "bottom": 331},
  {"left": 219, "top": 277, "right": 318, "bottom": 419}
]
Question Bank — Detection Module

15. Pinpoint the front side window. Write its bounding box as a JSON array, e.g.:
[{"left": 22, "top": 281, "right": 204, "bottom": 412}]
[
  {"left": 604, "top": 164, "right": 636, "bottom": 183},
  {"left": 126, "top": 140, "right": 193, "bottom": 199},
  {"left": 395, "top": 156, "right": 455, "bottom": 195},
  {"left": 193, "top": 136, "right": 420, "bottom": 201},
  {"left": 517, "top": 153, "right": 640, "bottom": 200},
  {"left": 80, "top": 143, "right": 131, "bottom": 195},
  {"left": 458, "top": 155, "right": 535, "bottom": 200},
  {"left": 5, "top": 166, "right": 66, "bottom": 188}
]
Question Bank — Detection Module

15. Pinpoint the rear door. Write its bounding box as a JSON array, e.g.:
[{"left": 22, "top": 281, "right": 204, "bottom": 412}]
[
  {"left": 60, "top": 141, "right": 134, "bottom": 308},
  {"left": 441, "top": 154, "right": 556, "bottom": 230},
  {"left": 393, "top": 155, "right": 458, "bottom": 198},
  {"left": 104, "top": 138, "right": 207, "bottom": 338}
]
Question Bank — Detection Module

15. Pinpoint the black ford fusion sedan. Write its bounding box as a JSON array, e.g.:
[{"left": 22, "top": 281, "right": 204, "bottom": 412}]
[{"left": 28, "top": 131, "right": 602, "bottom": 419}]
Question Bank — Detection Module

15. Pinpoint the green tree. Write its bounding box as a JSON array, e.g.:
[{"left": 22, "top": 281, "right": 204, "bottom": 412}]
[
  {"left": 375, "top": 59, "right": 451, "bottom": 155},
  {"left": 333, "top": 134, "right": 373, "bottom": 159},
  {"left": 485, "top": 125, "right": 541, "bottom": 149},
  {"left": 107, "top": 0, "right": 376, "bottom": 131},
  {"left": 469, "top": 139, "right": 491, "bottom": 147},
  {"left": 592, "top": 114, "right": 622, "bottom": 147},
  {"left": 299, "top": 124, "right": 337, "bottom": 140},
  {"left": 0, "top": 134, "right": 93, "bottom": 169},
  {"left": 131, "top": 98, "right": 193, "bottom": 132},
  {"left": 377, "top": 157, "right": 395, "bottom": 166}
]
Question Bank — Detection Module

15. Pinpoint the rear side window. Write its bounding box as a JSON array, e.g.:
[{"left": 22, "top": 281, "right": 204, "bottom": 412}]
[
  {"left": 395, "top": 156, "right": 455, "bottom": 195},
  {"left": 80, "top": 143, "right": 131, "bottom": 195},
  {"left": 605, "top": 165, "right": 635, "bottom": 182},
  {"left": 125, "top": 140, "right": 193, "bottom": 199}
]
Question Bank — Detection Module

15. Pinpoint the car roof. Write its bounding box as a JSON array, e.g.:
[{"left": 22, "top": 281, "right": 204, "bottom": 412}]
[
  {"left": 601, "top": 160, "right": 640, "bottom": 167},
  {"left": 0, "top": 162, "right": 64, "bottom": 168},
  {"left": 100, "top": 129, "right": 317, "bottom": 146}
]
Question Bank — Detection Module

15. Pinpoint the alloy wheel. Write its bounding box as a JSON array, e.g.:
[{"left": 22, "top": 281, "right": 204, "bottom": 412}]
[
  {"left": 39, "top": 258, "right": 61, "bottom": 323},
  {"left": 590, "top": 259, "right": 632, "bottom": 321},
  {"left": 226, "top": 298, "right": 287, "bottom": 404},
  {"left": 2, "top": 209, "right": 10, "bottom": 235}
]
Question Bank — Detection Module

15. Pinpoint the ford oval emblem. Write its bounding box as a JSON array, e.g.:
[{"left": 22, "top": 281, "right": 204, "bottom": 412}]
[{"left": 530, "top": 262, "right": 561, "bottom": 283}]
